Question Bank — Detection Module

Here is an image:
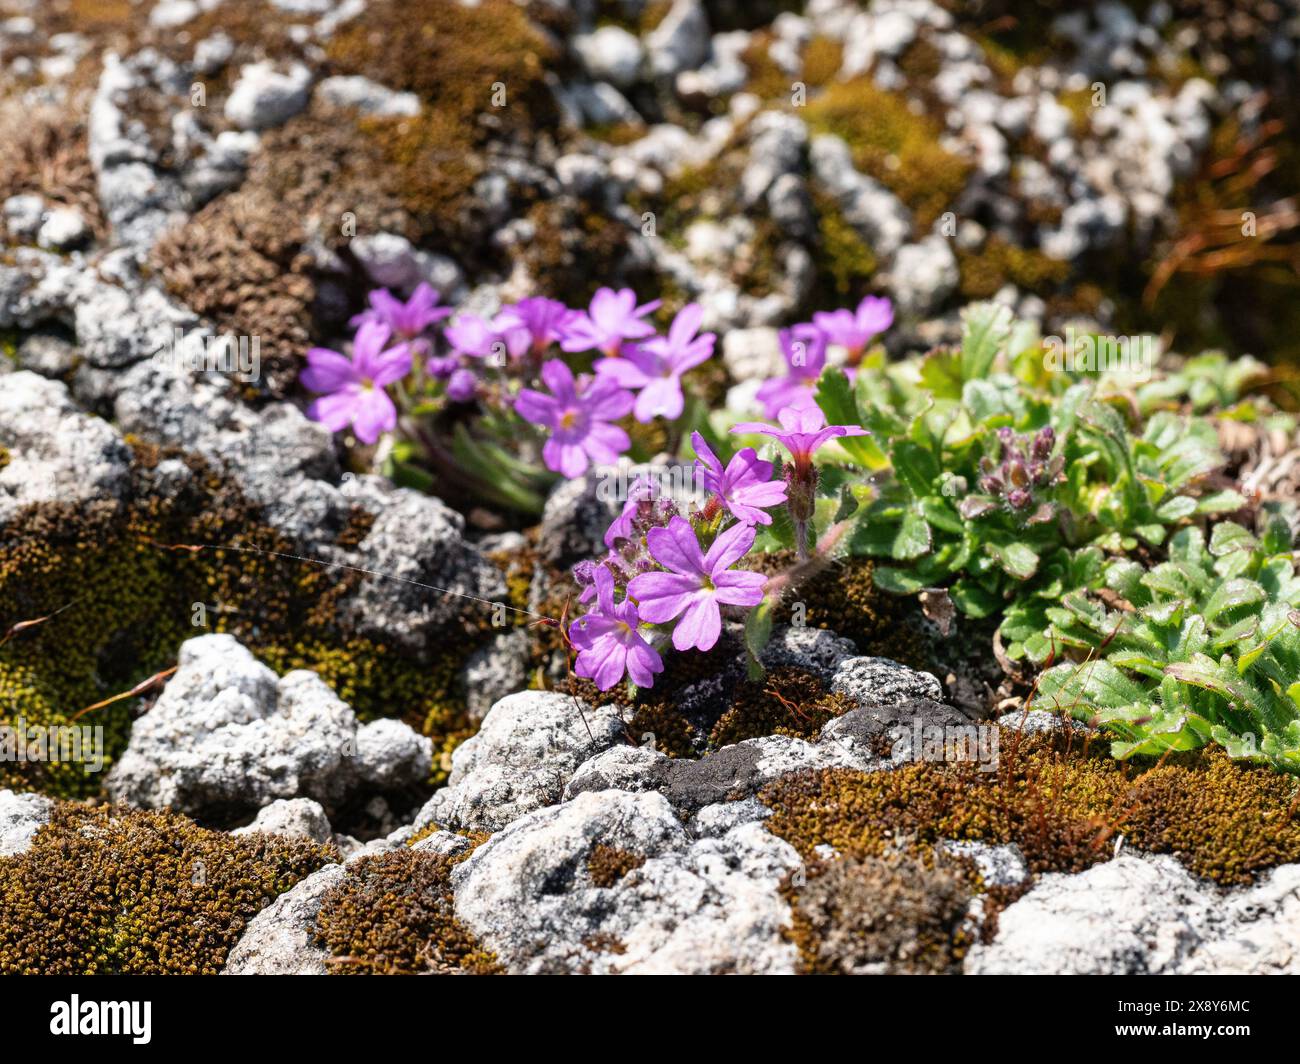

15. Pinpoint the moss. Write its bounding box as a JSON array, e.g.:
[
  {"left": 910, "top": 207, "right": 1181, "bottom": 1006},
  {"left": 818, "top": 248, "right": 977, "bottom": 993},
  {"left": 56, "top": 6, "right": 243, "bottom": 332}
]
[
  {"left": 956, "top": 235, "right": 1070, "bottom": 300},
  {"left": 314, "top": 849, "right": 502, "bottom": 974},
  {"left": 0, "top": 802, "right": 334, "bottom": 974},
  {"left": 786, "top": 851, "right": 973, "bottom": 975},
  {"left": 0, "top": 100, "right": 105, "bottom": 242},
  {"left": 325, "top": 0, "right": 556, "bottom": 137},
  {"left": 761, "top": 732, "right": 1300, "bottom": 886},
  {"left": 806, "top": 78, "right": 974, "bottom": 232},
  {"left": 801, "top": 37, "right": 844, "bottom": 88},
  {"left": 587, "top": 844, "right": 646, "bottom": 888},
  {"left": 811, "top": 190, "right": 878, "bottom": 300},
  {"left": 708, "top": 666, "right": 854, "bottom": 748},
  {"left": 0, "top": 442, "right": 484, "bottom": 798}
]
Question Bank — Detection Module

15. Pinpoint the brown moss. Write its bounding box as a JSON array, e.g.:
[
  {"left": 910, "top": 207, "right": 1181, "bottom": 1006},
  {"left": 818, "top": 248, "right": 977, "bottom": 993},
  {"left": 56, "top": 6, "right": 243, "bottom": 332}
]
[
  {"left": 314, "top": 849, "right": 502, "bottom": 974},
  {"left": 325, "top": 0, "right": 557, "bottom": 136},
  {"left": 709, "top": 666, "right": 854, "bottom": 748},
  {"left": 786, "top": 851, "right": 973, "bottom": 974},
  {"left": 0, "top": 802, "right": 334, "bottom": 975},
  {"left": 811, "top": 190, "right": 878, "bottom": 300},
  {"left": 587, "top": 844, "right": 646, "bottom": 888},
  {"left": 0, "top": 98, "right": 106, "bottom": 242},
  {"left": 761, "top": 732, "right": 1300, "bottom": 886}
]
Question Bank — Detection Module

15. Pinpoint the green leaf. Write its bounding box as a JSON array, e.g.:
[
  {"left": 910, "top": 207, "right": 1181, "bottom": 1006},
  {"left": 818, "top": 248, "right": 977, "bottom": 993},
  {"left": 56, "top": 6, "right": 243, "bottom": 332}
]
[
  {"left": 743, "top": 597, "right": 774, "bottom": 680},
  {"left": 815, "top": 368, "right": 887, "bottom": 469},
  {"left": 984, "top": 540, "right": 1040, "bottom": 580},
  {"left": 1037, "top": 659, "right": 1148, "bottom": 713},
  {"left": 871, "top": 566, "right": 930, "bottom": 595},
  {"left": 959, "top": 301, "right": 1014, "bottom": 382},
  {"left": 1209, "top": 521, "right": 1257, "bottom": 557}
]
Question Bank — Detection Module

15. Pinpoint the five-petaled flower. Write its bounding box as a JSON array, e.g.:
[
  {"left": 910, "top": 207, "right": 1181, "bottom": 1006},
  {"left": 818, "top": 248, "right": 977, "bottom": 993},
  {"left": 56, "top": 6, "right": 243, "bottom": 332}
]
[
  {"left": 302, "top": 321, "right": 412, "bottom": 445},
  {"left": 561, "top": 287, "right": 662, "bottom": 357},
  {"left": 627, "top": 517, "right": 767, "bottom": 652},
  {"left": 570, "top": 566, "right": 664, "bottom": 690},
  {"left": 811, "top": 295, "right": 893, "bottom": 363},
  {"left": 756, "top": 324, "right": 827, "bottom": 418},
  {"left": 496, "top": 297, "right": 576, "bottom": 359},
  {"left": 515, "top": 360, "right": 634, "bottom": 478},
  {"left": 596, "top": 303, "right": 715, "bottom": 422},
  {"left": 732, "top": 403, "right": 868, "bottom": 475},
  {"left": 350, "top": 284, "right": 452, "bottom": 354},
  {"left": 691, "top": 432, "right": 787, "bottom": 526}
]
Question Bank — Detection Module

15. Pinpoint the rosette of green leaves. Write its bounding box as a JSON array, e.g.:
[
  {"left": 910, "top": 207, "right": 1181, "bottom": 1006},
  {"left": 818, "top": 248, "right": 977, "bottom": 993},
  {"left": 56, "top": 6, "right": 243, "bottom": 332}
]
[
  {"left": 819, "top": 302, "right": 1245, "bottom": 659},
  {"left": 1035, "top": 518, "right": 1300, "bottom": 772}
]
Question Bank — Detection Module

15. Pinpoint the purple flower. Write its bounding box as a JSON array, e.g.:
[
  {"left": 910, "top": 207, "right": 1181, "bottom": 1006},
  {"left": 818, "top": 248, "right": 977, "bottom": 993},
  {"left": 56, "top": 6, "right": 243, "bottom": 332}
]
[
  {"left": 732, "top": 403, "right": 867, "bottom": 474},
  {"left": 570, "top": 566, "right": 664, "bottom": 690},
  {"left": 495, "top": 297, "right": 575, "bottom": 357},
  {"left": 627, "top": 517, "right": 767, "bottom": 652},
  {"left": 605, "top": 475, "right": 660, "bottom": 548},
  {"left": 446, "top": 367, "right": 478, "bottom": 403},
  {"left": 302, "top": 321, "right": 411, "bottom": 445},
  {"left": 515, "top": 360, "right": 634, "bottom": 478},
  {"left": 812, "top": 295, "right": 893, "bottom": 358},
  {"left": 560, "top": 287, "right": 661, "bottom": 356},
  {"left": 596, "top": 303, "right": 715, "bottom": 422},
  {"left": 756, "top": 324, "right": 827, "bottom": 418},
  {"left": 444, "top": 314, "right": 504, "bottom": 361},
  {"left": 691, "top": 432, "right": 787, "bottom": 526},
  {"left": 350, "top": 284, "right": 452, "bottom": 346}
]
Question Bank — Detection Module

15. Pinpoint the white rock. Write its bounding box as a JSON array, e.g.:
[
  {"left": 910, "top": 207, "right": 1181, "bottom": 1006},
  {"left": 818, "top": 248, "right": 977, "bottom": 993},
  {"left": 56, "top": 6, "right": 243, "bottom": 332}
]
[
  {"left": 224, "top": 62, "right": 312, "bottom": 131},
  {"left": 223, "top": 864, "right": 345, "bottom": 975},
  {"left": 316, "top": 75, "right": 420, "bottom": 117},
  {"left": 573, "top": 26, "right": 644, "bottom": 88},
  {"left": 0, "top": 790, "right": 54, "bottom": 857},
  {"left": 36, "top": 207, "right": 89, "bottom": 250},
  {"left": 234, "top": 798, "right": 334, "bottom": 844}
]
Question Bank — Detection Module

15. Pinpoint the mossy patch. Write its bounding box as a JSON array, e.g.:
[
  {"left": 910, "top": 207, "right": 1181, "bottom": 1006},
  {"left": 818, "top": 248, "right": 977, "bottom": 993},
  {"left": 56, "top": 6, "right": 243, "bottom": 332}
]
[
  {"left": 0, "top": 442, "right": 483, "bottom": 798},
  {"left": 314, "top": 848, "right": 501, "bottom": 974},
  {"left": 785, "top": 850, "right": 974, "bottom": 975},
  {"left": 811, "top": 190, "right": 878, "bottom": 301},
  {"left": 761, "top": 730, "right": 1300, "bottom": 886},
  {"left": 587, "top": 844, "right": 646, "bottom": 888},
  {"left": 956, "top": 235, "right": 1070, "bottom": 300},
  {"left": 806, "top": 78, "right": 973, "bottom": 232},
  {"left": 0, "top": 802, "right": 334, "bottom": 974}
]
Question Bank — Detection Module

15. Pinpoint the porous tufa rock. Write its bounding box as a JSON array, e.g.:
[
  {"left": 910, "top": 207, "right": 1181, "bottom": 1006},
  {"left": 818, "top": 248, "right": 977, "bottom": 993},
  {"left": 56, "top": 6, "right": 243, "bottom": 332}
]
[
  {"left": 0, "top": 790, "right": 53, "bottom": 857},
  {"left": 452, "top": 788, "right": 803, "bottom": 974},
  {"left": 413, "top": 690, "right": 625, "bottom": 833},
  {"left": 223, "top": 864, "right": 346, "bottom": 975},
  {"left": 233, "top": 798, "right": 334, "bottom": 845},
  {"left": 105, "top": 634, "right": 433, "bottom": 821}
]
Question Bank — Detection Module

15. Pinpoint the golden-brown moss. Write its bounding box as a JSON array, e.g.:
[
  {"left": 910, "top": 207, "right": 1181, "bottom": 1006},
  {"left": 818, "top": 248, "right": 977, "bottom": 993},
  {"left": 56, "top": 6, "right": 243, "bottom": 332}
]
[
  {"left": 956, "top": 235, "right": 1070, "bottom": 300},
  {"left": 0, "top": 442, "right": 482, "bottom": 798},
  {"left": 811, "top": 191, "right": 878, "bottom": 300},
  {"left": 314, "top": 849, "right": 501, "bottom": 974},
  {"left": 761, "top": 732, "right": 1300, "bottom": 886},
  {"left": 786, "top": 851, "right": 974, "bottom": 974},
  {"left": 708, "top": 666, "right": 854, "bottom": 748},
  {"left": 0, "top": 802, "right": 334, "bottom": 975},
  {"left": 587, "top": 844, "right": 646, "bottom": 888}
]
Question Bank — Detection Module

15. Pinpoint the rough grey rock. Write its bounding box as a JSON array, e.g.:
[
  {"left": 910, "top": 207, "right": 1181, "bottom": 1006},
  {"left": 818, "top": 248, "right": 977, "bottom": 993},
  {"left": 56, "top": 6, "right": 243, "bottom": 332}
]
[
  {"left": 224, "top": 61, "right": 312, "bottom": 130},
  {"left": 410, "top": 830, "right": 474, "bottom": 859},
  {"left": 414, "top": 691, "right": 625, "bottom": 833},
  {"left": 809, "top": 133, "right": 911, "bottom": 260},
  {"left": 888, "top": 235, "right": 959, "bottom": 316},
  {"left": 996, "top": 708, "right": 1090, "bottom": 736},
  {"left": 968, "top": 853, "right": 1300, "bottom": 975},
  {"left": 573, "top": 25, "right": 643, "bottom": 88},
  {"left": 936, "top": 839, "right": 1029, "bottom": 889},
  {"left": 0, "top": 372, "right": 131, "bottom": 525},
  {"left": 741, "top": 112, "right": 807, "bottom": 207},
  {"left": 453, "top": 788, "right": 802, "bottom": 973},
  {"left": 349, "top": 232, "right": 464, "bottom": 297},
  {"left": 36, "top": 207, "right": 89, "bottom": 251},
  {"left": 223, "top": 864, "right": 345, "bottom": 975},
  {"left": 105, "top": 634, "right": 433, "bottom": 821},
  {"left": 461, "top": 628, "right": 532, "bottom": 722},
  {"left": 647, "top": 0, "right": 710, "bottom": 76},
  {"left": 233, "top": 798, "right": 334, "bottom": 845},
  {"left": 315, "top": 75, "right": 420, "bottom": 117},
  {"left": 0, "top": 789, "right": 54, "bottom": 857},
  {"left": 4, "top": 194, "right": 46, "bottom": 240}
]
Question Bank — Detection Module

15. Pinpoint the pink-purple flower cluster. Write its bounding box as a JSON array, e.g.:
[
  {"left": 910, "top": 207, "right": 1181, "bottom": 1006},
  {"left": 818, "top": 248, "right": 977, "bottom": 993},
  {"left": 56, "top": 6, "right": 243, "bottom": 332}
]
[
  {"left": 756, "top": 295, "right": 893, "bottom": 418},
  {"left": 568, "top": 438, "right": 788, "bottom": 691},
  {"left": 301, "top": 284, "right": 722, "bottom": 481}
]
